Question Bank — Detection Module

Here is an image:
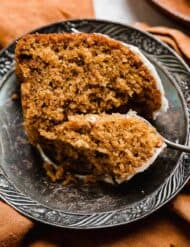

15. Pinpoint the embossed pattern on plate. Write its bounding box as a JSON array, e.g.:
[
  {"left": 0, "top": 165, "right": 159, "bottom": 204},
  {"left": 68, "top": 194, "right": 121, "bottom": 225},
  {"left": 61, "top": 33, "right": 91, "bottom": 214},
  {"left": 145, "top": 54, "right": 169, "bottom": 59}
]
[{"left": 0, "top": 20, "right": 190, "bottom": 229}]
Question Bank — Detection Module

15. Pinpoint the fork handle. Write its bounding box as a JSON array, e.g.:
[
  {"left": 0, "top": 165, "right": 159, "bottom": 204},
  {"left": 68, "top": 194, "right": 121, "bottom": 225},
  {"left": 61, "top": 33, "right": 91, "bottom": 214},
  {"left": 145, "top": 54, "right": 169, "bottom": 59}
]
[{"left": 164, "top": 138, "right": 190, "bottom": 153}]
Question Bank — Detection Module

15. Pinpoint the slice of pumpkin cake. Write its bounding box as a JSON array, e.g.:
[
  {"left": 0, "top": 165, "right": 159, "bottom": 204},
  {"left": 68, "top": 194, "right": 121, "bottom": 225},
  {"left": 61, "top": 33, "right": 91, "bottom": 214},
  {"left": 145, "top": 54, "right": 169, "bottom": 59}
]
[
  {"left": 15, "top": 33, "right": 168, "bottom": 183},
  {"left": 15, "top": 33, "right": 168, "bottom": 145},
  {"left": 38, "top": 112, "right": 165, "bottom": 184}
]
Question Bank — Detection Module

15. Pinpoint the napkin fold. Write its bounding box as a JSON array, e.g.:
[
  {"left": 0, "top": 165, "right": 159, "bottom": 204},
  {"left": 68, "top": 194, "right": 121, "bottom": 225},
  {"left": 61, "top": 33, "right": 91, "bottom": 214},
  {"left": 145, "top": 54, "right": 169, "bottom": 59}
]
[
  {"left": 0, "top": 201, "right": 33, "bottom": 247},
  {"left": 1, "top": 201, "right": 190, "bottom": 247},
  {"left": 0, "top": 1, "right": 190, "bottom": 245},
  {"left": 134, "top": 22, "right": 190, "bottom": 63},
  {"left": 0, "top": 0, "right": 94, "bottom": 47}
]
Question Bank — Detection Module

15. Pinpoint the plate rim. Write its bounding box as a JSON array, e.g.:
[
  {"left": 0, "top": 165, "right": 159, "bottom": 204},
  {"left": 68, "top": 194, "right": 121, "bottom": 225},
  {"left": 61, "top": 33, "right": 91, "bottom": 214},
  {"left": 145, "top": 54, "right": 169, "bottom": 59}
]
[
  {"left": 149, "top": 0, "right": 190, "bottom": 26},
  {"left": 0, "top": 18, "right": 190, "bottom": 229}
]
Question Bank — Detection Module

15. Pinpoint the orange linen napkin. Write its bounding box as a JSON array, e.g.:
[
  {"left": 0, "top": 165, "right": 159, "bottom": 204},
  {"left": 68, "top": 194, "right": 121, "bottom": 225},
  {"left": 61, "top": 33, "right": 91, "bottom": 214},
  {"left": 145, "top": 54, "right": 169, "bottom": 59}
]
[
  {"left": 0, "top": 2, "right": 190, "bottom": 246},
  {"left": 0, "top": 0, "right": 94, "bottom": 47},
  {"left": 150, "top": 0, "right": 190, "bottom": 22},
  {"left": 0, "top": 200, "right": 190, "bottom": 247},
  {"left": 134, "top": 22, "right": 190, "bottom": 63}
]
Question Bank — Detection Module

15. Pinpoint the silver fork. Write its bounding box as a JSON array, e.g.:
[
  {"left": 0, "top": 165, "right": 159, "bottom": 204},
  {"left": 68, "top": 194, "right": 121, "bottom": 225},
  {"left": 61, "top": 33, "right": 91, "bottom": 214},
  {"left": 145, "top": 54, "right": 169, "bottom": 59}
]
[{"left": 164, "top": 138, "right": 190, "bottom": 153}]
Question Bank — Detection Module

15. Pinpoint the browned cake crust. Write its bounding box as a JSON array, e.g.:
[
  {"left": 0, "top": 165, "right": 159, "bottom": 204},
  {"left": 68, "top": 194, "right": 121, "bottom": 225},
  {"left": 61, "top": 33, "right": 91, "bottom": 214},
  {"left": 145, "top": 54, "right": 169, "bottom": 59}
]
[{"left": 15, "top": 33, "right": 162, "bottom": 145}]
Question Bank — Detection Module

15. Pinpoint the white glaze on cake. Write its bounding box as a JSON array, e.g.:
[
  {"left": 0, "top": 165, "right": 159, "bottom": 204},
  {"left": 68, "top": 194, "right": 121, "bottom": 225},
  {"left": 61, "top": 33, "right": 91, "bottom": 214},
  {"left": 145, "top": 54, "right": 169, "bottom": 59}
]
[{"left": 127, "top": 44, "right": 168, "bottom": 119}]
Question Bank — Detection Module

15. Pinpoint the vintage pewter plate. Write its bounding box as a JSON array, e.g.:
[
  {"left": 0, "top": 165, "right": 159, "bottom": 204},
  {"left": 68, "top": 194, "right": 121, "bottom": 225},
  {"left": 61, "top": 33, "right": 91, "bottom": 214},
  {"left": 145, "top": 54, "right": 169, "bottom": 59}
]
[{"left": 0, "top": 20, "right": 190, "bottom": 229}]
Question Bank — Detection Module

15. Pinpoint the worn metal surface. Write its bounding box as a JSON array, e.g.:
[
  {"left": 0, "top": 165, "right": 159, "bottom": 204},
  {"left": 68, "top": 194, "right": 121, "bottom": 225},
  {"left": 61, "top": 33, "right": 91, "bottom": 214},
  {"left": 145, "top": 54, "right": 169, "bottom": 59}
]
[{"left": 0, "top": 20, "right": 190, "bottom": 229}]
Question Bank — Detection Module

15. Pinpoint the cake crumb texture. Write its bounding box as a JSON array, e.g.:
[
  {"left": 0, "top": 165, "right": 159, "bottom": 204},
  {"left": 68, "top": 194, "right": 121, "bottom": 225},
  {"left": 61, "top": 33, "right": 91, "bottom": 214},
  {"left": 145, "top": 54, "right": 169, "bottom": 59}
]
[
  {"left": 15, "top": 33, "right": 165, "bottom": 183},
  {"left": 16, "top": 33, "right": 162, "bottom": 145},
  {"left": 39, "top": 113, "right": 164, "bottom": 182}
]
